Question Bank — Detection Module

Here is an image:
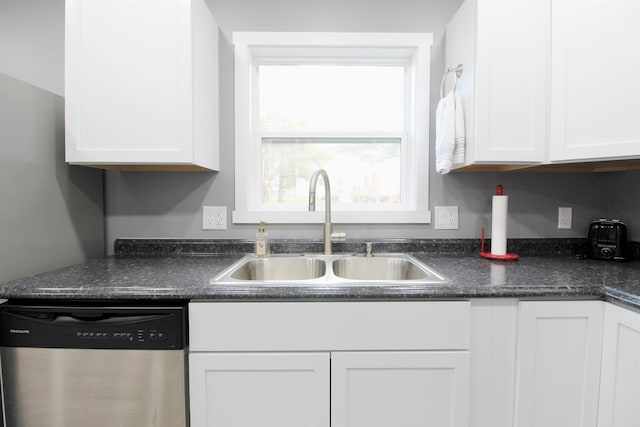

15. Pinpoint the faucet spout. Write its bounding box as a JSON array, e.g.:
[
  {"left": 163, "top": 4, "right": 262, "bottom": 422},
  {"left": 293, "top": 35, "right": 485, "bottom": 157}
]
[{"left": 308, "top": 169, "right": 333, "bottom": 255}]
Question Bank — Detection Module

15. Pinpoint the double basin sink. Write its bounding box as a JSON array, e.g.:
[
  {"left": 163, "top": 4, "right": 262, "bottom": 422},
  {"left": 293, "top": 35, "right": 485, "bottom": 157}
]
[{"left": 211, "top": 253, "right": 448, "bottom": 286}]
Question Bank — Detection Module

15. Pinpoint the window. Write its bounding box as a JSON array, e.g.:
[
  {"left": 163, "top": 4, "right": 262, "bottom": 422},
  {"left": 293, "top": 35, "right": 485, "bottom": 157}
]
[{"left": 233, "top": 32, "right": 433, "bottom": 224}]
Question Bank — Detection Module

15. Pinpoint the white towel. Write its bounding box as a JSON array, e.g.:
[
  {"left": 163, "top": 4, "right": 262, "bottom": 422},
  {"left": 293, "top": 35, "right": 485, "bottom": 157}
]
[
  {"left": 453, "top": 91, "right": 465, "bottom": 165},
  {"left": 435, "top": 90, "right": 465, "bottom": 174}
]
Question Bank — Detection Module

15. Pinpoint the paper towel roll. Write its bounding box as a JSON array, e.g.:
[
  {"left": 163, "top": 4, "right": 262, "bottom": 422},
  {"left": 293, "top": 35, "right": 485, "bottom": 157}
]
[{"left": 491, "top": 194, "right": 508, "bottom": 256}]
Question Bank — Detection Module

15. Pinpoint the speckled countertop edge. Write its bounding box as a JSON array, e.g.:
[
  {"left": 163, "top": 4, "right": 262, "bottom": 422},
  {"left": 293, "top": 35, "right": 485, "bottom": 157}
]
[{"left": 1, "top": 238, "right": 638, "bottom": 307}]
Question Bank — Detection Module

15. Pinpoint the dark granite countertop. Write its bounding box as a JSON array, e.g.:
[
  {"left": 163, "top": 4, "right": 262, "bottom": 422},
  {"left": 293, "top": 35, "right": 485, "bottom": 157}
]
[{"left": 1, "top": 239, "right": 638, "bottom": 307}]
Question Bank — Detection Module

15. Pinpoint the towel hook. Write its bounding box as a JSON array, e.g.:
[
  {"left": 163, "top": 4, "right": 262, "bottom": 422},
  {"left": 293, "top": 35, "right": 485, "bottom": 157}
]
[{"left": 439, "top": 64, "right": 464, "bottom": 99}]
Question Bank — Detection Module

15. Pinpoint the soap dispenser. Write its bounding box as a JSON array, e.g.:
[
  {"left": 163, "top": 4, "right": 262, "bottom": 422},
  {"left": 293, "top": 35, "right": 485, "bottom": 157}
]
[{"left": 255, "top": 221, "right": 270, "bottom": 257}]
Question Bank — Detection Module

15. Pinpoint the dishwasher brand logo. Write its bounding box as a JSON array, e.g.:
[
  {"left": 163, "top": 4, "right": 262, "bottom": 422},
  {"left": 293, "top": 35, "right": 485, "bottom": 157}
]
[{"left": 10, "top": 329, "right": 30, "bottom": 334}]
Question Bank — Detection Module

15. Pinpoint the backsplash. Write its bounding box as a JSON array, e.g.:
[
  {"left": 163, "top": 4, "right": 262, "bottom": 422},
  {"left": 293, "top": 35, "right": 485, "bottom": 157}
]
[
  {"left": 114, "top": 238, "right": 598, "bottom": 257},
  {"left": 115, "top": 238, "right": 640, "bottom": 261}
]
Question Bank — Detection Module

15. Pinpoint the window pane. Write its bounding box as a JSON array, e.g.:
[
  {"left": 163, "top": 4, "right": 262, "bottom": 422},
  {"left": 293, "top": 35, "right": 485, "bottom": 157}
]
[
  {"left": 261, "top": 138, "right": 402, "bottom": 210},
  {"left": 259, "top": 65, "right": 405, "bottom": 132}
]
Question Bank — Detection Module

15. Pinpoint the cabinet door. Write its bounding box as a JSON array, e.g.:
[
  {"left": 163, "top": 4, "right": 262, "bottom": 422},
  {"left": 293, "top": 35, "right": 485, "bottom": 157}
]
[
  {"left": 189, "top": 352, "right": 330, "bottom": 427},
  {"left": 514, "top": 301, "right": 603, "bottom": 427},
  {"left": 470, "top": 299, "right": 518, "bottom": 427},
  {"left": 65, "top": 0, "right": 219, "bottom": 170},
  {"left": 446, "top": 0, "right": 549, "bottom": 166},
  {"left": 473, "top": 0, "right": 549, "bottom": 164},
  {"left": 598, "top": 303, "right": 640, "bottom": 427},
  {"left": 331, "top": 351, "right": 470, "bottom": 427},
  {"left": 549, "top": 0, "right": 640, "bottom": 162}
]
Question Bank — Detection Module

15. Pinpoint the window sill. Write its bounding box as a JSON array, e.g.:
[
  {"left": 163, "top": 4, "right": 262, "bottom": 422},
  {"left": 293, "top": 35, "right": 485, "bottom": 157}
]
[{"left": 232, "top": 210, "right": 432, "bottom": 224}]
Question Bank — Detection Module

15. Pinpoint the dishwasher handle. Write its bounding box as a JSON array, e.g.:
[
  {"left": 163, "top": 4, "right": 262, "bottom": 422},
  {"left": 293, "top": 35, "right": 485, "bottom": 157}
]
[
  {"left": 4, "top": 310, "right": 168, "bottom": 326},
  {"left": 57, "top": 313, "right": 166, "bottom": 324}
]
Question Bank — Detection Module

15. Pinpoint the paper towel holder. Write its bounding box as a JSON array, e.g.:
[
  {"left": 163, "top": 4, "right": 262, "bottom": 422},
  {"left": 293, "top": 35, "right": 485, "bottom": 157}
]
[{"left": 480, "top": 184, "right": 520, "bottom": 261}]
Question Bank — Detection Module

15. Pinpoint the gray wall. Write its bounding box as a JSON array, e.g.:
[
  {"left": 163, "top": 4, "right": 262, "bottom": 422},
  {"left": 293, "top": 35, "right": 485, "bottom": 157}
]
[
  {"left": 0, "top": 73, "right": 104, "bottom": 282},
  {"left": 0, "top": 0, "right": 64, "bottom": 96},
  {"left": 104, "top": 0, "right": 620, "bottom": 252},
  {"left": 608, "top": 171, "right": 640, "bottom": 242},
  {"left": 0, "top": 0, "right": 103, "bottom": 283}
]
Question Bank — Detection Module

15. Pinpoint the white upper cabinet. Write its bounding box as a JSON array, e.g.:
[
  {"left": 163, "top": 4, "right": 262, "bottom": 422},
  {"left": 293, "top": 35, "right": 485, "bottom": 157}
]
[
  {"left": 446, "top": 0, "right": 549, "bottom": 170},
  {"left": 65, "top": 0, "right": 219, "bottom": 171},
  {"left": 446, "top": 0, "right": 640, "bottom": 170},
  {"left": 549, "top": 0, "right": 640, "bottom": 163}
]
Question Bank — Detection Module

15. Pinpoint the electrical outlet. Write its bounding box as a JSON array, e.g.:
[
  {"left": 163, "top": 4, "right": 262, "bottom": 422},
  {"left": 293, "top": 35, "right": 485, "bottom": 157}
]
[
  {"left": 202, "top": 206, "right": 227, "bottom": 230},
  {"left": 434, "top": 206, "right": 459, "bottom": 230},
  {"left": 558, "top": 207, "right": 572, "bottom": 229}
]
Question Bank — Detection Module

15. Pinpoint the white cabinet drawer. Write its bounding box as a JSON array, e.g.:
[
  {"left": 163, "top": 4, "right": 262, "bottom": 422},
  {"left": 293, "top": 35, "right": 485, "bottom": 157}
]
[{"left": 189, "top": 301, "right": 471, "bottom": 352}]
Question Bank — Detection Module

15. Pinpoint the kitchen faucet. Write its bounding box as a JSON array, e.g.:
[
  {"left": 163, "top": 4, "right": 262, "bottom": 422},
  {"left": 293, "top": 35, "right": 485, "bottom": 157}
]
[{"left": 308, "top": 169, "right": 345, "bottom": 255}]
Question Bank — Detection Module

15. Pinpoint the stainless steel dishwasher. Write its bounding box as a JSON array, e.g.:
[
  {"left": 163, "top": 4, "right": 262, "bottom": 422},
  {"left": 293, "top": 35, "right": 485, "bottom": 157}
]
[{"left": 0, "top": 301, "right": 187, "bottom": 427}]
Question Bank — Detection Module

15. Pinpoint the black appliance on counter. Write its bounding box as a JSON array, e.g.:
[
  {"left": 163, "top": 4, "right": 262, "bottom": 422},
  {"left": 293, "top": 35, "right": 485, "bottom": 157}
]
[{"left": 587, "top": 219, "right": 629, "bottom": 262}]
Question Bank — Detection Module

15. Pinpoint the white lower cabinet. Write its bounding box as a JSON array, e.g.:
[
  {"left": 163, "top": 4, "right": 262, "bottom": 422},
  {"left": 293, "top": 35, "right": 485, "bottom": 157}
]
[
  {"left": 189, "top": 352, "right": 330, "bottom": 427},
  {"left": 188, "top": 301, "right": 472, "bottom": 427},
  {"left": 513, "top": 301, "right": 604, "bottom": 427},
  {"left": 470, "top": 299, "right": 519, "bottom": 427},
  {"left": 189, "top": 350, "right": 470, "bottom": 427},
  {"left": 188, "top": 299, "right": 640, "bottom": 427},
  {"left": 470, "top": 299, "right": 640, "bottom": 427},
  {"left": 331, "top": 351, "right": 470, "bottom": 427},
  {"left": 598, "top": 303, "right": 640, "bottom": 427}
]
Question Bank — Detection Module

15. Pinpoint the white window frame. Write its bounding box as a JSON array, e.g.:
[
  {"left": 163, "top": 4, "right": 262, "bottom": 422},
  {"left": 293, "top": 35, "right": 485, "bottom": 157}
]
[{"left": 232, "top": 32, "right": 433, "bottom": 224}]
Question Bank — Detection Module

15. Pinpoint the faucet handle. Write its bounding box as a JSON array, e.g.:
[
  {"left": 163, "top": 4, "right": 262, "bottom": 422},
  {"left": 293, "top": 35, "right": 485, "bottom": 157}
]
[{"left": 330, "top": 232, "right": 346, "bottom": 243}]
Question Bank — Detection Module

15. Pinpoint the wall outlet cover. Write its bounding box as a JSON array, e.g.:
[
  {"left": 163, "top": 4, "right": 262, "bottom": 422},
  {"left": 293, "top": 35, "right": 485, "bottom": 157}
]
[
  {"left": 434, "top": 206, "right": 459, "bottom": 230},
  {"left": 558, "top": 207, "right": 572, "bottom": 229},
  {"left": 202, "top": 206, "right": 227, "bottom": 230}
]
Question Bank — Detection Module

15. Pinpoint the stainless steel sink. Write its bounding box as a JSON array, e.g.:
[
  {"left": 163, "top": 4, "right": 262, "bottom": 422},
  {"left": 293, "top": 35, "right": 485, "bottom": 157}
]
[
  {"left": 332, "top": 256, "right": 446, "bottom": 282},
  {"left": 211, "top": 254, "right": 448, "bottom": 286},
  {"left": 229, "top": 256, "right": 326, "bottom": 281}
]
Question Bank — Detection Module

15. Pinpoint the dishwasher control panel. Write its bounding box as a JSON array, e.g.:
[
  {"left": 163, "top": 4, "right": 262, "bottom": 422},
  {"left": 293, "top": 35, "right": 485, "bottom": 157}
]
[
  {"left": 0, "top": 302, "right": 186, "bottom": 350},
  {"left": 76, "top": 328, "right": 166, "bottom": 342}
]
